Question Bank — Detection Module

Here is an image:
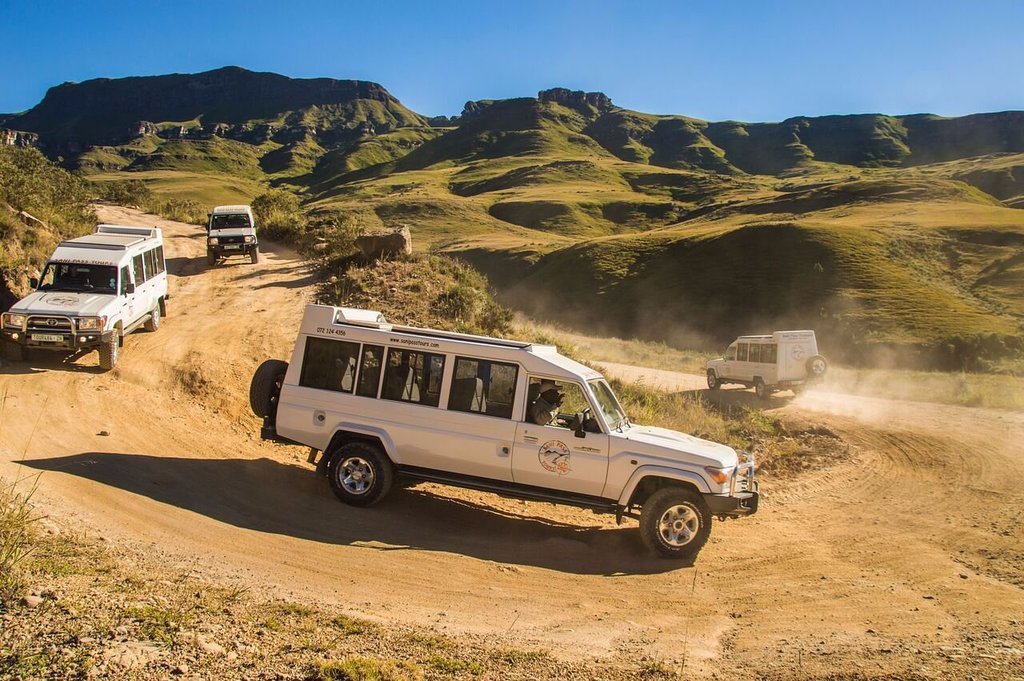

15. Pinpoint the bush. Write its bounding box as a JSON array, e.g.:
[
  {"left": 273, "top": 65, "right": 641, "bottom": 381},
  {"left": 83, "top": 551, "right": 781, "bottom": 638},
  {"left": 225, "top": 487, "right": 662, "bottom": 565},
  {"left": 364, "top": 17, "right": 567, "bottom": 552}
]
[
  {"left": 93, "top": 179, "right": 152, "bottom": 207},
  {"left": 147, "top": 198, "right": 206, "bottom": 226},
  {"left": 252, "top": 189, "right": 305, "bottom": 240}
]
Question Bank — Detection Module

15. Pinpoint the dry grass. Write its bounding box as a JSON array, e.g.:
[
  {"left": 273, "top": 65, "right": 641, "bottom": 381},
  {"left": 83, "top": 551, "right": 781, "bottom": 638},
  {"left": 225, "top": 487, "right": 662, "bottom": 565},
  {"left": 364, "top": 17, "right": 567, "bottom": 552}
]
[{"left": 0, "top": 477, "right": 38, "bottom": 605}]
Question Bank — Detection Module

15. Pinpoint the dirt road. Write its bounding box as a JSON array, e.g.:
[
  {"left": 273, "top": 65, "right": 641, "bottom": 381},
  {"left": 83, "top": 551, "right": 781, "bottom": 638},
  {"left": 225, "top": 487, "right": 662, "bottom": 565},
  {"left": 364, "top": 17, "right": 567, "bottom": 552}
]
[{"left": 2, "top": 208, "right": 1022, "bottom": 678}]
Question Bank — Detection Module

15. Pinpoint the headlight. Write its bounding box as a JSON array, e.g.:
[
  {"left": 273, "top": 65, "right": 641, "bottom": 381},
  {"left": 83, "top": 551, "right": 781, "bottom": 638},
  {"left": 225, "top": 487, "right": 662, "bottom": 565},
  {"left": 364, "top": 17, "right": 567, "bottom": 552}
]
[
  {"left": 243, "top": 235, "right": 254, "bottom": 244},
  {"left": 704, "top": 466, "right": 734, "bottom": 486},
  {"left": 208, "top": 237, "right": 218, "bottom": 246},
  {"left": 3, "top": 313, "right": 26, "bottom": 328},
  {"left": 76, "top": 316, "right": 105, "bottom": 330}
]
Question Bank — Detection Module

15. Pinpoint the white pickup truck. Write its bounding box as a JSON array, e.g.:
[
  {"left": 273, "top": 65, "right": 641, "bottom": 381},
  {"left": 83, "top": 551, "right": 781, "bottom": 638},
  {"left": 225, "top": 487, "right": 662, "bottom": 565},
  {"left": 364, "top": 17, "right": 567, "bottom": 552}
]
[
  {"left": 206, "top": 204, "right": 258, "bottom": 265},
  {"left": 251, "top": 304, "right": 759, "bottom": 560},
  {"left": 1, "top": 224, "right": 168, "bottom": 370}
]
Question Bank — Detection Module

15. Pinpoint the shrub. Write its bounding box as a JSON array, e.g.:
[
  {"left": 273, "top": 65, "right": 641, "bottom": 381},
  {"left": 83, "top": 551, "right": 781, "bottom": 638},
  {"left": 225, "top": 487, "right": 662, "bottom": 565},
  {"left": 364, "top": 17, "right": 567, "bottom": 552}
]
[
  {"left": 0, "top": 477, "right": 38, "bottom": 605},
  {"left": 252, "top": 189, "right": 305, "bottom": 240}
]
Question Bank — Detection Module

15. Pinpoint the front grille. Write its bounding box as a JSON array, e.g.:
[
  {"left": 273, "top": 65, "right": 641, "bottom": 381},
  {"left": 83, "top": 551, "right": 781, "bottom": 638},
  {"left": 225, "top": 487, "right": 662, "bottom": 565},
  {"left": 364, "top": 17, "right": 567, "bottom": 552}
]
[
  {"left": 27, "top": 316, "right": 73, "bottom": 332},
  {"left": 219, "top": 235, "right": 245, "bottom": 244}
]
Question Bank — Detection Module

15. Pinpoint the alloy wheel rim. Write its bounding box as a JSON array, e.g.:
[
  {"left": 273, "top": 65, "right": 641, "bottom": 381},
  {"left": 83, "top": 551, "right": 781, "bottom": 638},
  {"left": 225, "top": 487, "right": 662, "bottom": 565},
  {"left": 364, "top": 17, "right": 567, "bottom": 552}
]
[
  {"left": 658, "top": 504, "right": 699, "bottom": 547},
  {"left": 340, "top": 457, "right": 374, "bottom": 495}
]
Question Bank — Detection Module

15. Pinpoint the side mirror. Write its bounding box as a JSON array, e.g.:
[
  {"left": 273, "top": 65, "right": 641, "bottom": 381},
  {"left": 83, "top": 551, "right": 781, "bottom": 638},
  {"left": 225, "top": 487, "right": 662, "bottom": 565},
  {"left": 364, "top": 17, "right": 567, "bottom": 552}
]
[
  {"left": 29, "top": 277, "right": 38, "bottom": 289},
  {"left": 573, "top": 413, "right": 586, "bottom": 438},
  {"left": 125, "top": 282, "right": 135, "bottom": 294}
]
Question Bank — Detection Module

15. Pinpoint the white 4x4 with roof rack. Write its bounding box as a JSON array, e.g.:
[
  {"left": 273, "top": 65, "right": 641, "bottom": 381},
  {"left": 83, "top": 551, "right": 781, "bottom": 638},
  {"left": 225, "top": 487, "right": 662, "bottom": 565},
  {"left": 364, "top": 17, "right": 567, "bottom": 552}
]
[
  {"left": 1, "top": 224, "right": 168, "bottom": 370},
  {"left": 251, "top": 304, "right": 758, "bottom": 560},
  {"left": 706, "top": 330, "right": 828, "bottom": 398},
  {"left": 206, "top": 204, "right": 258, "bottom": 265}
]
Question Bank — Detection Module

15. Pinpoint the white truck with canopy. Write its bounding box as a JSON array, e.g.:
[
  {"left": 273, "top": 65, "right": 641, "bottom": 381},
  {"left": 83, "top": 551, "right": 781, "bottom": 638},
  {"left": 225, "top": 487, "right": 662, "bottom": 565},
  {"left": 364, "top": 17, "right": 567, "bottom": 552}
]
[
  {"left": 251, "top": 304, "right": 758, "bottom": 560},
  {"left": 206, "top": 204, "right": 258, "bottom": 265},
  {"left": 706, "top": 330, "right": 828, "bottom": 398},
  {"left": 1, "top": 224, "right": 168, "bottom": 370}
]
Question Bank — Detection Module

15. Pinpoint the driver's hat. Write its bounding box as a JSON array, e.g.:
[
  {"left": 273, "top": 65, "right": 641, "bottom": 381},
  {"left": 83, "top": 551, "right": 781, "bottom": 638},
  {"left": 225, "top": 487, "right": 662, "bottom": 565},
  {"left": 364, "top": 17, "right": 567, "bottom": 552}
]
[{"left": 538, "top": 380, "right": 560, "bottom": 394}]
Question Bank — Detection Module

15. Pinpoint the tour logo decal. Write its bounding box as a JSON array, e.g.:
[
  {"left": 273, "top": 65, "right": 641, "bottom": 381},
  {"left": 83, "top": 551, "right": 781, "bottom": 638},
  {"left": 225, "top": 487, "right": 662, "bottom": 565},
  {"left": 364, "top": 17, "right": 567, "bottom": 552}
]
[
  {"left": 539, "top": 440, "right": 571, "bottom": 475},
  {"left": 43, "top": 295, "right": 78, "bottom": 307},
  {"left": 790, "top": 344, "right": 807, "bottom": 361}
]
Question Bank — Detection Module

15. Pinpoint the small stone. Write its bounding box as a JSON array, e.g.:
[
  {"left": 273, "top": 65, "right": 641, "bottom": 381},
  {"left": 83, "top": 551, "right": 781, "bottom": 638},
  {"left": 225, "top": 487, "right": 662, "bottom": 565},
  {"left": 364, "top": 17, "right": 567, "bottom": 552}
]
[
  {"left": 21, "top": 595, "right": 44, "bottom": 608},
  {"left": 959, "top": 573, "right": 968, "bottom": 579},
  {"left": 197, "top": 636, "right": 226, "bottom": 656},
  {"left": 172, "top": 663, "right": 189, "bottom": 675},
  {"left": 97, "top": 430, "right": 110, "bottom": 436}
]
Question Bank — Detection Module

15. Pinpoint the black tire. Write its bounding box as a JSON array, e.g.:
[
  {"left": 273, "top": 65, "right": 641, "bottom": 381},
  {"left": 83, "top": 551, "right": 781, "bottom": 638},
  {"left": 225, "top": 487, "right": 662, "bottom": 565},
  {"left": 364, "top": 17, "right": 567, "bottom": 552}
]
[
  {"left": 2, "top": 341, "right": 26, "bottom": 362},
  {"left": 250, "top": 247, "right": 259, "bottom": 264},
  {"left": 327, "top": 441, "right": 394, "bottom": 507},
  {"left": 706, "top": 370, "right": 720, "bottom": 390},
  {"left": 640, "top": 487, "right": 712, "bottom": 559},
  {"left": 144, "top": 303, "right": 161, "bottom": 332},
  {"left": 98, "top": 334, "right": 119, "bottom": 371},
  {"left": 754, "top": 377, "right": 769, "bottom": 399},
  {"left": 207, "top": 251, "right": 217, "bottom": 266},
  {"left": 249, "top": 359, "right": 288, "bottom": 418},
  {"left": 806, "top": 355, "right": 828, "bottom": 379}
]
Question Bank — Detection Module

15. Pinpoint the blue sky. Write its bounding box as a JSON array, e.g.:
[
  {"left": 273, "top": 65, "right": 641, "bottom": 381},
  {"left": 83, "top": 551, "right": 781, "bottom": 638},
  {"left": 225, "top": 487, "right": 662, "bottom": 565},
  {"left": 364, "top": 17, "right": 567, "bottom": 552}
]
[{"left": 2, "top": 0, "right": 1021, "bottom": 121}]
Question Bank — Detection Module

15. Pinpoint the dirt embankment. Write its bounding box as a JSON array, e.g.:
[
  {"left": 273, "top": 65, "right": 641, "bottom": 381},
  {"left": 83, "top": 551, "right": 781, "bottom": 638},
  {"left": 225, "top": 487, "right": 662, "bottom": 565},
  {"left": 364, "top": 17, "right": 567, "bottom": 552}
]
[{"left": 1, "top": 207, "right": 1023, "bottom": 679}]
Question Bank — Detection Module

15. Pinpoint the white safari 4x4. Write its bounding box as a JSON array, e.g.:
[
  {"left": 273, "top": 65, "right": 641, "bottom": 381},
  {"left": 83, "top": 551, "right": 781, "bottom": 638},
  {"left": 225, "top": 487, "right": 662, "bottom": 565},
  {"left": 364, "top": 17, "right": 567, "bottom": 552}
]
[
  {"left": 2, "top": 224, "right": 168, "bottom": 370},
  {"left": 706, "top": 330, "right": 827, "bottom": 398},
  {"left": 251, "top": 305, "right": 758, "bottom": 560},
  {"left": 206, "top": 204, "right": 258, "bottom": 265}
]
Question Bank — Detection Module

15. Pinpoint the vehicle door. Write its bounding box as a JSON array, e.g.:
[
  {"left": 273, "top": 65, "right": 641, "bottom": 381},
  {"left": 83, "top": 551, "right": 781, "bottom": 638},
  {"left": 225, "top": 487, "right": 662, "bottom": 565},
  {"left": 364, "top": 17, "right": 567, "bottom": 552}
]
[
  {"left": 116, "top": 264, "right": 136, "bottom": 328},
  {"left": 129, "top": 253, "right": 152, "bottom": 324},
  {"left": 720, "top": 343, "right": 738, "bottom": 380},
  {"left": 512, "top": 378, "right": 609, "bottom": 496}
]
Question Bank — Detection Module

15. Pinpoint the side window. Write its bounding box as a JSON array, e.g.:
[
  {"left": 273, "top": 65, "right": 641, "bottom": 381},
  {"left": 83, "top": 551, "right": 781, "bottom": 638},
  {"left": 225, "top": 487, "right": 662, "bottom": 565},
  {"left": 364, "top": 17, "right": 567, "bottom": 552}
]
[
  {"left": 119, "top": 266, "right": 131, "bottom": 296},
  {"left": 299, "top": 337, "right": 360, "bottom": 393},
  {"left": 525, "top": 377, "right": 589, "bottom": 428},
  {"left": 356, "top": 344, "right": 384, "bottom": 397},
  {"left": 725, "top": 344, "right": 737, "bottom": 361},
  {"left": 749, "top": 344, "right": 762, "bottom": 363},
  {"left": 144, "top": 249, "right": 158, "bottom": 280},
  {"left": 381, "top": 348, "right": 445, "bottom": 407},
  {"left": 448, "top": 357, "right": 519, "bottom": 419},
  {"left": 154, "top": 245, "right": 165, "bottom": 274},
  {"left": 764, "top": 344, "right": 777, "bottom": 364},
  {"left": 132, "top": 254, "right": 146, "bottom": 284},
  {"left": 737, "top": 343, "right": 749, "bottom": 362}
]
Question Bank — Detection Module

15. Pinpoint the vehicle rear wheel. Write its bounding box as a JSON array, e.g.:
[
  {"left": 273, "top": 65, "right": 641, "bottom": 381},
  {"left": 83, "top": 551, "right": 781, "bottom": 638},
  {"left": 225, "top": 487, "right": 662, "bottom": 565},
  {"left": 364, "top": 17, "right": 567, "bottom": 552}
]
[
  {"left": 250, "top": 247, "right": 259, "bottom": 264},
  {"left": 98, "top": 334, "right": 119, "bottom": 371},
  {"left": 640, "top": 487, "right": 711, "bottom": 559},
  {"left": 143, "top": 303, "right": 161, "bottom": 332},
  {"left": 328, "top": 441, "right": 394, "bottom": 507},
  {"left": 249, "top": 359, "right": 288, "bottom": 418},
  {"left": 706, "top": 370, "right": 720, "bottom": 390},
  {"left": 806, "top": 355, "right": 828, "bottom": 379},
  {"left": 754, "top": 377, "right": 769, "bottom": 399}
]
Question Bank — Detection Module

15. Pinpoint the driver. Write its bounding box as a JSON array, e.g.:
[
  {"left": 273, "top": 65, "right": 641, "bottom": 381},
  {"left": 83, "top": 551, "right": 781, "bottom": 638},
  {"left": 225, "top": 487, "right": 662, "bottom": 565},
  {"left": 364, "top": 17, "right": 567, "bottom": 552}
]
[{"left": 529, "top": 381, "right": 563, "bottom": 425}]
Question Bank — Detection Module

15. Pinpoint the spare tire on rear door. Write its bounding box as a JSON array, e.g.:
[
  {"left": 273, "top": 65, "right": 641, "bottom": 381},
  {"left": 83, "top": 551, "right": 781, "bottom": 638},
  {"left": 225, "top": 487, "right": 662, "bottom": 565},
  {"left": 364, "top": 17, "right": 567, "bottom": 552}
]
[
  {"left": 250, "top": 359, "right": 289, "bottom": 418},
  {"left": 806, "top": 355, "right": 828, "bottom": 379}
]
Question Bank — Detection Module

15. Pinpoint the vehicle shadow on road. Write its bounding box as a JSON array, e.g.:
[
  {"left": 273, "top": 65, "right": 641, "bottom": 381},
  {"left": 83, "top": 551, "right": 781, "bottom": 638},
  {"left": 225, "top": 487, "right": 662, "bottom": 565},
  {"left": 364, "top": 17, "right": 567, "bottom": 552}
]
[
  {"left": 230, "top": 263, "right": 318, "bottom": 290},
  {"left": 685, "top": 387, "right": 792, "bottom": 412},
  {"left": 0, "top": 350, "right": 104, "bottom": 375},
  {"left": 19, "top": 452, "right": 685, "bottom": 576}
]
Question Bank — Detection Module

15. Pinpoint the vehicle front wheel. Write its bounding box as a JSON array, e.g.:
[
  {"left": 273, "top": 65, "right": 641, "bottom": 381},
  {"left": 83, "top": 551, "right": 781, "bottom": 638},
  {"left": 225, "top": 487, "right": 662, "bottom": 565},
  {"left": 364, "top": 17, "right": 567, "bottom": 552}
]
[
  {"left": 98, "top": 334, "right": 119, "bottom": 371},
  {"left": 250, "top": 247, "right": 260, "bottom": 264},
  {"left": 249, "top": 359, "right": 288, "bottom": 418},
  {"left": 2, "top": 341, "right": 26, "bottom": 362},
  {"left": 206, "top": 251, "right": 217, "bottom": 266},
  {"left": 328, "top": 441, "right": 394, "bottom": 507},
  {"left": 144, "top": 303, "right": 161, "bottom": 332},
  {"left": 640, "top": 487, "right": 711, "bottom": 559},
  {"left": 754, "top": 378, "right": 769, "bottom": 399},
  {"left": 706, "top": 370, "right": 720, "bottom": 390}
]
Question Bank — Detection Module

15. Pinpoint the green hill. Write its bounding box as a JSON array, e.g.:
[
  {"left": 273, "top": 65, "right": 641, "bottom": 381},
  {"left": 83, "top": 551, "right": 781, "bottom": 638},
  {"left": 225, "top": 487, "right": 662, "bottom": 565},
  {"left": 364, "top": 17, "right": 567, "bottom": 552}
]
[{"left": 4, "top": 69, "right": 1024, "bottom": 369}]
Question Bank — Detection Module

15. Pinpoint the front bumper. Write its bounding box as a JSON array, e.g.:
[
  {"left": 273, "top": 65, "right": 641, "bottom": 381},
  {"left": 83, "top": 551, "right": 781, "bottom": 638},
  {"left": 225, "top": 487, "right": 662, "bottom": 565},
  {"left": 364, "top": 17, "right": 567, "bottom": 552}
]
[
  {"left": 705, "top": 489, "right": 759, "bottom": 516},
  {"left": 208, "top": 243, "right": 256, "bottom": 256},
  {"left": 3, "top": 321, "right": 113, "bottom": 351}
]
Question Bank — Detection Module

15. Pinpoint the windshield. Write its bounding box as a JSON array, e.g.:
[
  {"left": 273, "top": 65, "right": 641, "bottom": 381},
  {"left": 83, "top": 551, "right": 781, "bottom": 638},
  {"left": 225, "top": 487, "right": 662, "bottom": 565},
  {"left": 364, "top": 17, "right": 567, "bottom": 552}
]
[
  {"left": 589, "top": 378, "right": 629, "bottom": 431},
  {"left": 210, "top": 214, "right": 251, "bottom": 229},
  {"left": 38, "top": 262, "right": 117, "bottom": 293}
]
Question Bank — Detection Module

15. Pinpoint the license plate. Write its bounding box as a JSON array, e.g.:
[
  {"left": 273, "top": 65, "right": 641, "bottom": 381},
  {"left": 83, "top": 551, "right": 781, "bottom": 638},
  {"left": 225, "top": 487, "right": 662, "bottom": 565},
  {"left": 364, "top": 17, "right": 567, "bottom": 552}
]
[
  {"left": 224, "top": 244, "right": 241, "bottom": 250},
  {"left": 32, "top": 334, "right": 64, "bottom": 342}
]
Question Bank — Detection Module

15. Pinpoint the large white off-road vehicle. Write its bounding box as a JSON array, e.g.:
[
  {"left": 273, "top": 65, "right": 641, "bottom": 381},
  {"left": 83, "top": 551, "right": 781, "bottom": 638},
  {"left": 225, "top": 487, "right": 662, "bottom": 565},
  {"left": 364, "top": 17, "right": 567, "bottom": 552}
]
[
  {"left": 706, "top": 330, "right": 827, "bottom": 398},
  {"left": 251, "top": 305, "right": 758, "bottom": 560},
  {"left": 1, "top": 224, "right": 168, "bottom": 370},
  {"left": 206, "top": 204, "right": 258, "bottom": 265}
]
